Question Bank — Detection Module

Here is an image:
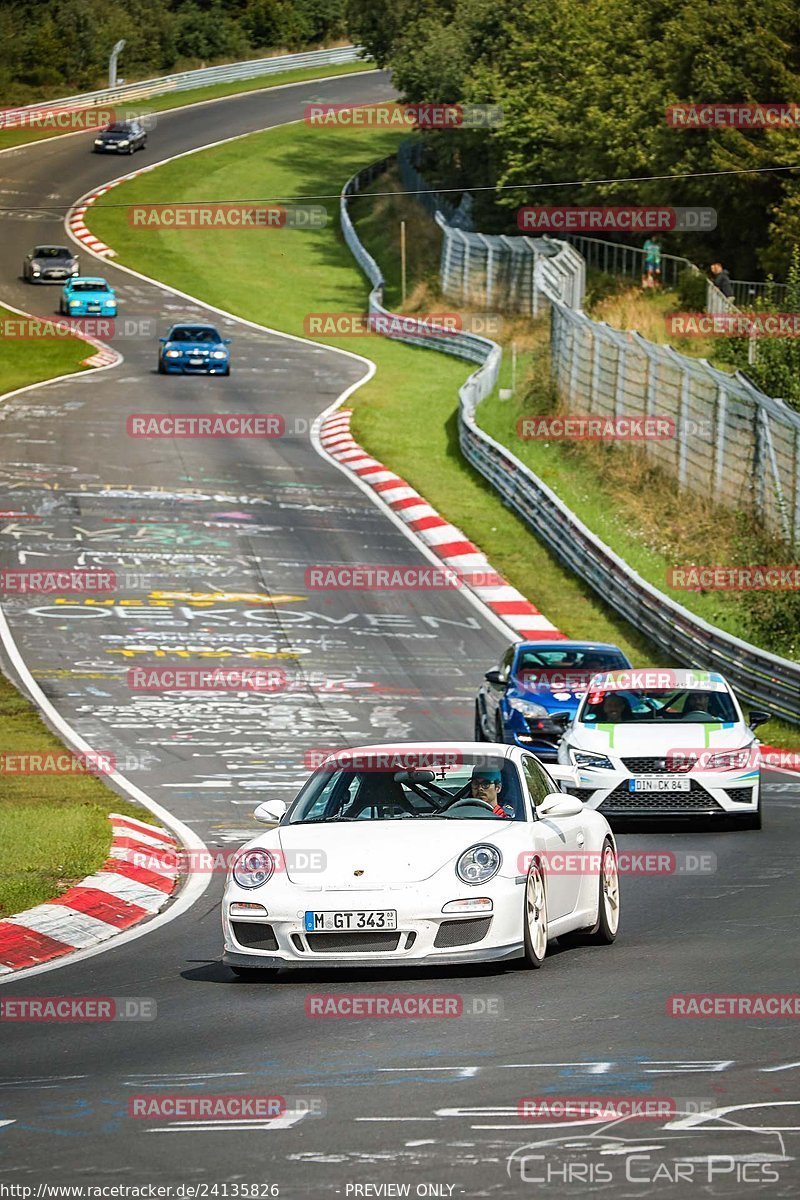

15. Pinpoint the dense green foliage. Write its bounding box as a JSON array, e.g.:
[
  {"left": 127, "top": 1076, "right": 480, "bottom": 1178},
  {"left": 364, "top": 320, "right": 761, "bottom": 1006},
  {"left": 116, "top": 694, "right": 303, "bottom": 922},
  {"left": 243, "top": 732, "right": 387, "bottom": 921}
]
[
  {"left": 0, "top": 0, "right": 346, "bottom": 100},
  {"left": 346, "top": 0, "right": 800, "bottom": 280}
]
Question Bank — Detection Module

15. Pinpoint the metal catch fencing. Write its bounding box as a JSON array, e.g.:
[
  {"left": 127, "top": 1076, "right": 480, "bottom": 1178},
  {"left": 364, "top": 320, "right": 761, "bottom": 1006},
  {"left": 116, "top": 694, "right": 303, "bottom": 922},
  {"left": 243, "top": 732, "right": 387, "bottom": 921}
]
[
  {"left": 397, "top": 150, "right": 800, "bottom": 546},
  {"left": 340, "top": 156, "right": 800, "bottom": 723},
  {"left": 0, "top": 45, "right": 365, "bottom": 123}
]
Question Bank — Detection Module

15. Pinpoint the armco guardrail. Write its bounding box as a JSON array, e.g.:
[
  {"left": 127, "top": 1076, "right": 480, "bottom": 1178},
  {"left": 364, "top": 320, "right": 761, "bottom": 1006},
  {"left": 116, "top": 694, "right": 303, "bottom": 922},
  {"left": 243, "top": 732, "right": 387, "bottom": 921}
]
[
  {"left": 0, "top": 45, "right": 364, "bottom": 124},
  {"left": 341, "top": 155, "right": 800, "bottom": 725}
]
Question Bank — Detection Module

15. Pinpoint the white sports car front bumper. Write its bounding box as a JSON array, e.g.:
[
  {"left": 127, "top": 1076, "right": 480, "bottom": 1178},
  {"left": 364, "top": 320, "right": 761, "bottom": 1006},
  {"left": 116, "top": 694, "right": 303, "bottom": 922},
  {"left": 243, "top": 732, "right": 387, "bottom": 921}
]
[{"left": 222, "top": 878, "right": 528, "bottom": 969}]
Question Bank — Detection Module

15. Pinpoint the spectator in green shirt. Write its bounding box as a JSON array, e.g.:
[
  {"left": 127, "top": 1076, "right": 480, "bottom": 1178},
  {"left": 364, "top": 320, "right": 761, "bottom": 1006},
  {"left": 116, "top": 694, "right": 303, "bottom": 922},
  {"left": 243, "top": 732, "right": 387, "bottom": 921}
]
[{"left": 642, "top": 237, "right": 662, "bottom": 288}]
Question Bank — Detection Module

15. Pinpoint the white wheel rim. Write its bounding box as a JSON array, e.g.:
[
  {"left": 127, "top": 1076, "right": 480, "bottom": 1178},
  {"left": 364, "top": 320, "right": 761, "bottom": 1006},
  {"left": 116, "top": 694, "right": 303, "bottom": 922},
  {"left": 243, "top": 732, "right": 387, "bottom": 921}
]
[
  {"left": 601, "top": 845, "right": 620, "bottom": 933},
  {"left": 526, "top": 865, "right": 547, "bottom": 959}
]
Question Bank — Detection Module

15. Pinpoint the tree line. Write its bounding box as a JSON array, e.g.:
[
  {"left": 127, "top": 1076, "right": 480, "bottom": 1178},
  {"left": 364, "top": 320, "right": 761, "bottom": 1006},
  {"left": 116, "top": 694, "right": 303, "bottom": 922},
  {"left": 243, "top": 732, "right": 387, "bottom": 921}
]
[
  {"left": 0, "top": 0, "right": 346, "bottom": 101},
  {"left": 345, "top": 0, "right": 800, "bottom": 282}
]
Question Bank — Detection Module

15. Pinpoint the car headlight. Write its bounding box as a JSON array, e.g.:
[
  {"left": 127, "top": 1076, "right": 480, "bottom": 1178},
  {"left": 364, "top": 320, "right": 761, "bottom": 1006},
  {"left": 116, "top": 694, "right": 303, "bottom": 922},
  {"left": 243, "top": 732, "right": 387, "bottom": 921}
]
[
  {"left": 705, "top": 749, "right": 753, "bottom": 771},
  {"left": 211, "top": 350, "right": 227, "bottom": 359},
  {"left": 68, "top": 299, "right": 81, "bottom": 307},
  {"left": 456, "top": 844, "right": 501, "bottom": 885},
  {"left": 117, "top": 140, "right": 129, "bottom": 146},
  {"left": 165, "top": 349, "right": 181, "bottom": 358},
  {"left": 103, "top": 298, "right": 115, "bottom": 306},
  {"left": 232, "top": 848, "right": 275, "bottom": 889},
  {"left": 94, "top": 139, "right": 103, "bottom": 145},
  {"left": 571, "top": 749, "right": 615, "bottom": 770},
  {"left": 508, "top": 696, "right": 549, "bottom": 719}
]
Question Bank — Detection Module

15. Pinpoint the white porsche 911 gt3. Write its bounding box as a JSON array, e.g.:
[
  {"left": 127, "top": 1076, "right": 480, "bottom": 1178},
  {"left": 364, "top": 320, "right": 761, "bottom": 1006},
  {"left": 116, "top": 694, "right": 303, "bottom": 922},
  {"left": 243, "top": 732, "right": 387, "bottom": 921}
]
[{"left": 222, "top": 743, "right": 620, "bottom": 978}]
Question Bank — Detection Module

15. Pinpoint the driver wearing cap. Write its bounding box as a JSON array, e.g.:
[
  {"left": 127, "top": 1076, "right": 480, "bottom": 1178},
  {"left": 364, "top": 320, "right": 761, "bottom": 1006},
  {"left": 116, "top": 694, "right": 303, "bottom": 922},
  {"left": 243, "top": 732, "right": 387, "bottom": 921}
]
[{"left": 471, "top": 767, "right": 513, "bottom": 818}]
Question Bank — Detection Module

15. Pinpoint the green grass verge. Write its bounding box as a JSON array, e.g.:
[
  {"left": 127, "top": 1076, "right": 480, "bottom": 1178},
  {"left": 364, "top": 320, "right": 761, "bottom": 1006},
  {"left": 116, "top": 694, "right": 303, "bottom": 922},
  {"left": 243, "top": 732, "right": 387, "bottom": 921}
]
[
  {"left": 86, "top": 117, "right": 799, "bottom": 750},
  {"left": 0, "top": 673, "right": 148, "bottom": 916},
  {"left": 0, "top": 60, "right": 374, "bottom": 153},
  {"left": 0, "top": 304, "right": 93, "bottom": 393}
]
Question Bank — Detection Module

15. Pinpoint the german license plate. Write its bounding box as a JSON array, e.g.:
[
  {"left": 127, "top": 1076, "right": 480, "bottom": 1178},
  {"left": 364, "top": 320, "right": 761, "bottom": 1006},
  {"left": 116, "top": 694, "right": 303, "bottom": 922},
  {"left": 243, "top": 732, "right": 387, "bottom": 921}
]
[
  {"left": 629, "top": 777, "right": 691, "bottom": 792},
  {"left": 304, "top": 909, "right": 397, "bottom": 932},
  {"left": 189, "top": 357, "right": 203, "bottom": 366}
]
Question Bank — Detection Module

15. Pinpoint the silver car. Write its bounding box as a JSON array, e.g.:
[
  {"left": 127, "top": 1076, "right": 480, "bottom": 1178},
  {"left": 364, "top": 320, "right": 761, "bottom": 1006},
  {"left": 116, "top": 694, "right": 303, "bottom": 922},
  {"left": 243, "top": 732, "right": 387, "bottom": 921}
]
[{"left": 23, "top": 245, "right": 79, "bottom": 284}]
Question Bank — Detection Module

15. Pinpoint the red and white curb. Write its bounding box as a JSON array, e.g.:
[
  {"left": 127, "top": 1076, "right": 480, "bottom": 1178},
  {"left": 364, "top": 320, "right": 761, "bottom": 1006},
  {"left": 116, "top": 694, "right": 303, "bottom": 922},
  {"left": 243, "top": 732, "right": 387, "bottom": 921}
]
[
  {"left": 0, "top": 813, "right": 180, "bottom": 973},
  {"left": 68, "top": 168, "right": 152, "bottom": 257},
  {"left": 319, "top": 408, "right": 565, "bottom": 642}
]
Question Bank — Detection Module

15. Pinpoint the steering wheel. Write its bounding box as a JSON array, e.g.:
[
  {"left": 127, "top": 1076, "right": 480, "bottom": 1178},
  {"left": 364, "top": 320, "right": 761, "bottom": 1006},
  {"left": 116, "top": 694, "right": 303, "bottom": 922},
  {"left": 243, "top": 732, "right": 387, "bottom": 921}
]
[
  {"left": 683, "top": 709, "right": 713, "bottom": 721},
  {"left": 442, "top": 797, "right": 495, "bottom": 813}
]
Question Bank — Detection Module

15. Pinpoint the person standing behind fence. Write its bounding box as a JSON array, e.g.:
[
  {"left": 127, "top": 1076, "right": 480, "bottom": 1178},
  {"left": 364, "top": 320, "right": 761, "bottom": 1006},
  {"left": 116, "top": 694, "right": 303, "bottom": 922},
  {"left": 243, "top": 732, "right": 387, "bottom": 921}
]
[
  {"left": 642, "top": 237, "right": 662, "bottom": 289},
  {"left": 710, "top": 263, "right": 734, "bottom": 299}
]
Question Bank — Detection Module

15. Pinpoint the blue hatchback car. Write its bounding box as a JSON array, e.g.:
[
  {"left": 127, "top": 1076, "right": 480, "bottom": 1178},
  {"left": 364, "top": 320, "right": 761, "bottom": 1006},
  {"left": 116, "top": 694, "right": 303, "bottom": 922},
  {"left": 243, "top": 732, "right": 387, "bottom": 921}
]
[
  {"left": 158, "top": 323, "right": 231, "bottom": 375},
  {"left": 59, "top": 276, "right": 117, "bottom": 317},
  {"left": 475, "top": 640, "right": 632, "bottom": 761}
]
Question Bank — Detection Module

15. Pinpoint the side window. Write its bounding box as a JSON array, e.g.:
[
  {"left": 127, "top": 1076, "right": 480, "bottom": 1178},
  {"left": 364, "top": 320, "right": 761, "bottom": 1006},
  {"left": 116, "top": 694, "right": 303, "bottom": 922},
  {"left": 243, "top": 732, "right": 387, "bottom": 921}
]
[
  {"left": 499, "top": 644, "right": 515, "bottom": 682},
  {"left": 522, "top": 756, "right": 553, "bottom": 811}
]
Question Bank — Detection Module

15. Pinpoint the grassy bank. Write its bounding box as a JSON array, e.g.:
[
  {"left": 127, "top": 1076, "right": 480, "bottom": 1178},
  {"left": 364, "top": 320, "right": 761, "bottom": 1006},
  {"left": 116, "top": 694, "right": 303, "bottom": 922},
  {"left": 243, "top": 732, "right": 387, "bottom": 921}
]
[
  {"left": 0, "top": 673, "right": 146, "bottom": 916},
  {"left": 0, "top": 304, "right": 93, "bottom": 393}
]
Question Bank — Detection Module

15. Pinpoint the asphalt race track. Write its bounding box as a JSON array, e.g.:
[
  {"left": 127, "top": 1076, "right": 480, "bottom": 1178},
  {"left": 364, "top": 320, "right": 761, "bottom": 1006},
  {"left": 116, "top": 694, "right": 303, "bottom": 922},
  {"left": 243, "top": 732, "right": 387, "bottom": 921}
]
[{"left": 0, "top": 71, "right": 798, "bottom": 1198}]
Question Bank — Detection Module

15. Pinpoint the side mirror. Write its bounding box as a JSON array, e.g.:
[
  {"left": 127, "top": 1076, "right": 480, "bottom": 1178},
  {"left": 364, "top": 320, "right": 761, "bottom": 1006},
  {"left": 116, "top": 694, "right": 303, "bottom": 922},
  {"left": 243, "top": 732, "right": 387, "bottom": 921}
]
[
  {"left": 748, "top": 709, "right": 772, "bottom": 730},
  {"left": 548, "top": 710, "right": 572, "bottom": 727},
  {"left": 547, "top": 765, "right": 580, "bottom": 790},
  {"left": 484, "top": 669, "right": 507, "bottom": 687},
  {"left": 223, "top": 338, "right": 232, "bottom": 345},
  {"left": 253, "top": 799, "right": 287, "bottom": 823},
  {"left": 159, "top": 337, "right": 167, "bottom": 343},
  {"left": 539, "top": 792, "right": 583, "bottom": 818}
]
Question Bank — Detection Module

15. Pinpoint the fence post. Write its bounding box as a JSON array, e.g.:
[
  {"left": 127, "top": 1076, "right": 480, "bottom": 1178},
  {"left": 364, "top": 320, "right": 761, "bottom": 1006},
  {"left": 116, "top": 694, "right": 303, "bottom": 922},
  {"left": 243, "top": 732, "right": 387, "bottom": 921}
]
[
  {"left": 615, "top": 340, "right": 626, "bottom": 418},
  {"left": 714, "top": 386, "right": 728, "bottom": 498}
]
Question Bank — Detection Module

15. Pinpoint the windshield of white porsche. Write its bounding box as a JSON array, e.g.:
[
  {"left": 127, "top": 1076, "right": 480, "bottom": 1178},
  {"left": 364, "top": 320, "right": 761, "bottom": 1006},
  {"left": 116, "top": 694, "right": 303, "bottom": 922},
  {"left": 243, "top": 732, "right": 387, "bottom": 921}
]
[
  {"left": 580, "top": 686, "right": 737, "bottom": 724},
  {"left": 287, "top": 756, "right": 524, "bottom": 823}
]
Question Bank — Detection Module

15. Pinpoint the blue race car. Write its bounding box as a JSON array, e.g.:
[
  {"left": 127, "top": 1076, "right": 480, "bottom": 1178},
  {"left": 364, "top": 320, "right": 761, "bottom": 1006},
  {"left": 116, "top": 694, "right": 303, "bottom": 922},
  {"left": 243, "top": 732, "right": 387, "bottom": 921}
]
[
  {"left": 59, "top": 276, "right": 117, "bottom": 317},
  {"left": 475, "top": 640, "right": 632, "bottom": 761},
  {"left": 158, "top": 323, "right": 231, "bottom": 375}
]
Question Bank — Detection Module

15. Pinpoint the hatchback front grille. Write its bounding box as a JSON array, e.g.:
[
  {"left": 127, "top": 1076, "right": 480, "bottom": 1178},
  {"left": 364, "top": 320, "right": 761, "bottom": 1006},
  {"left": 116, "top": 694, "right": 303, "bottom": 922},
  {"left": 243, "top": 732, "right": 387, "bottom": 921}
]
[
  {"left": 621, "top": 756, "right": 695, "bottom": 774},
  {"left": 727, "top": 787, "right": 754, "bottom": 804},
  {"left": 600, "top": 783, "right": 723, "bottom": 813}
]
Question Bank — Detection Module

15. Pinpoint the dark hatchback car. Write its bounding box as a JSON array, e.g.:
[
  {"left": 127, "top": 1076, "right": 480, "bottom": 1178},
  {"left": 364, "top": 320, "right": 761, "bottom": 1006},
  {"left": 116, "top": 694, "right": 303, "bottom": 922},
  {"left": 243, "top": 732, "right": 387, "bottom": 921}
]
[
  {"left": 92, "top": 120, "right": 147, "bottom": 154},
  {"left": 475, "top": 640, "right": 632, "bottom": 761},
  {"left": 23, "top": 245, "right": 79, "bottom": 283}
]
